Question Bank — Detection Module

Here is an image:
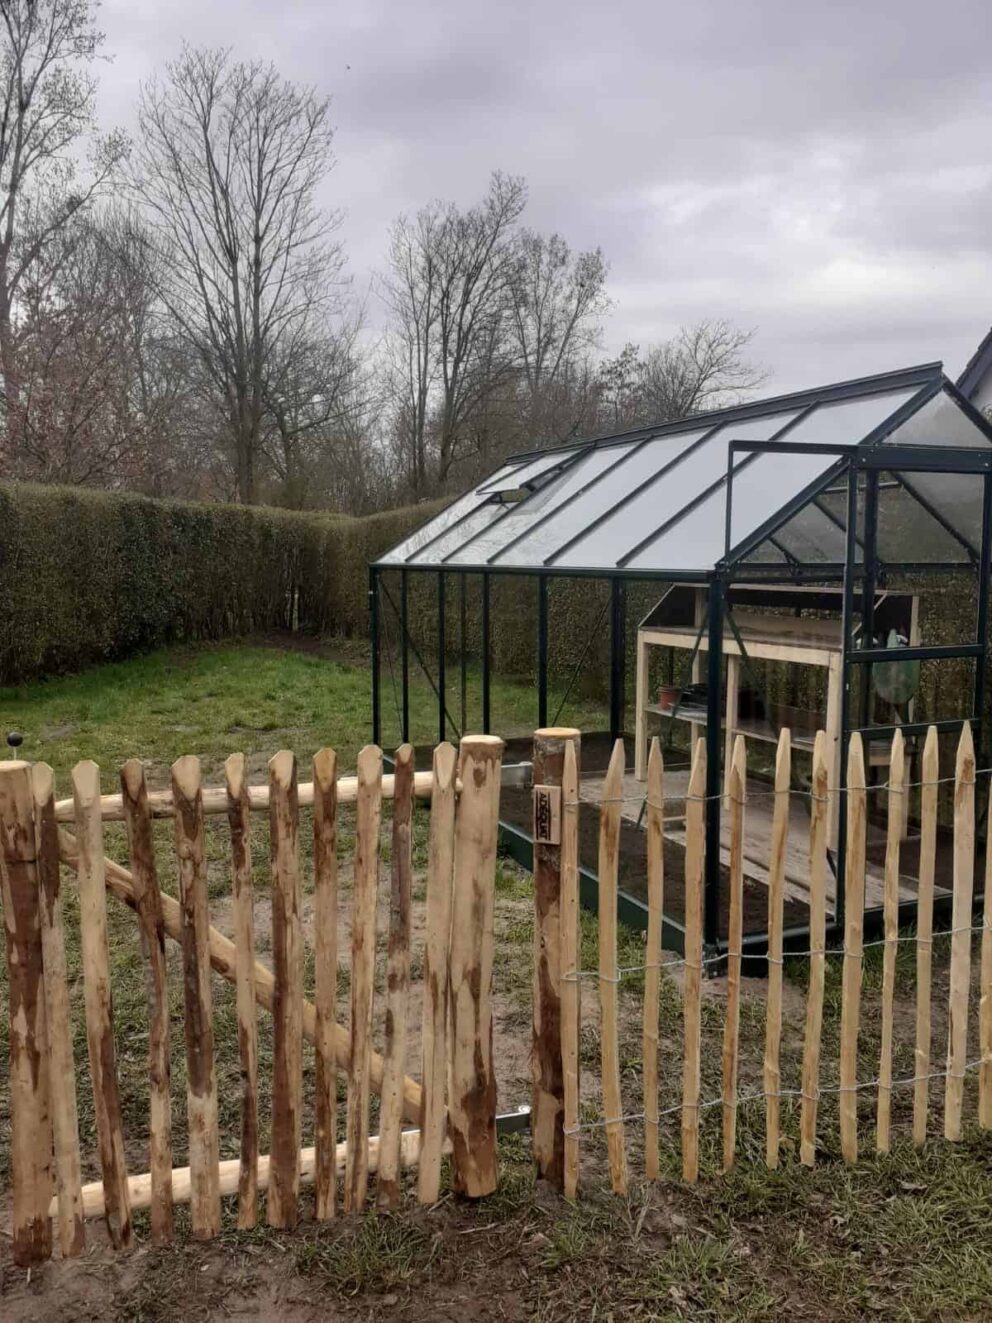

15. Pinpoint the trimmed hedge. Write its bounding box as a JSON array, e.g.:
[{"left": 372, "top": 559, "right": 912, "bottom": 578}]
[
  {"left": 1, "top": 480, "right": 983, "bottom": 754},
  {"left": 0, "top": 482, "right": 445, "bottom": 685}
]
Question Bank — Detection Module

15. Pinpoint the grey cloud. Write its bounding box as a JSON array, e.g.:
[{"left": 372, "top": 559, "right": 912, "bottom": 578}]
[{"left": 97, "top": 0, "right": 992, "bottom": 392}]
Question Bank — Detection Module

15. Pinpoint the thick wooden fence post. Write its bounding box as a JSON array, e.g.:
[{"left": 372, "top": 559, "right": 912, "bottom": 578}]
[
  {"left": 0, "top": 760, "right": 54, "bottom": 1266},
  {"left": 532, "top": 727, "right": 580, "bottom": 1189},
  {"left": 448, "top": 734, "right": 504, "bottom": 1198}
]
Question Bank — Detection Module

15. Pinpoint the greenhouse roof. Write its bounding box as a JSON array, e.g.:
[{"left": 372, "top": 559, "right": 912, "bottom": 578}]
[{"left": 375, "top": 362, "right": 992, "bottom": 579}]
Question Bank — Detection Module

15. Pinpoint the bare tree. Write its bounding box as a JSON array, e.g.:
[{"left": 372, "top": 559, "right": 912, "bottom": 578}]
[
  {"left": 0, "top": 0, "right": 126, "bottom": 454},
  {"left": 5, "top": 206, "right": 177, "bottom": 485},
  {"left": 379, "top": 172, "right": 526, "bottom": 494},
  {"left": 598, "top": 322, "right": 766, "bottom": 431},
  {"left": 597, "top": 341, "right": 645, "bottom": 431},
  {"left": 510, "top": 230, "right": 608, "bottom": 442},
  {"left": 133, "top": 45, "right": 347, "bottom": 503},
  {"left": 261, "top": 309, "right": 371, "bottom": 508},
  {"left": 639, "top": 319, "right": 766, "bottom": 422}
]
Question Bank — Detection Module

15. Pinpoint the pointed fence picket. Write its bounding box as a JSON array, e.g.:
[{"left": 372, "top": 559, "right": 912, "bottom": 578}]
[
  {"left": 377, "top": 743, "right": 414, "bottom": 1210},
  {"left": 763, "top": 729, "right": 790, "bottom": 1169},
  {"left": 226, "top": 751, "right": 259, "bottom": 1229},
  {"left": 681, "top": 738, "right": 706, "bottom": 1185},
  {"left": 913, "top": 728, "right": 938, "bottom": 1146},
  {"left": 839, "top": 735, "right": 867, "bottom": 1165},
  {"left": 34, "top": 762, "right": 85, "bottom": 1258},
  {"left": 121, "top": 758, "right": 173, "bottom": 1244},
  {"left": 643, "top": 738, "right": 664, "bottom": 1182},
  {"left": 598, "top": 739, "right": 628, "bottom": 1195},
  {"left": 311, "top": 747, "right": 338, "bottom": 1222},
  {"left": 721, "top": 736, "right": 746, "bottom": 1173}
]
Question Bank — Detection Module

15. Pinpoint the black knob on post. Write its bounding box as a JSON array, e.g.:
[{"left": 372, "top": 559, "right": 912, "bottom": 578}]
[{"left": 6, "top": 731, "right": 24, "bottom": 754}]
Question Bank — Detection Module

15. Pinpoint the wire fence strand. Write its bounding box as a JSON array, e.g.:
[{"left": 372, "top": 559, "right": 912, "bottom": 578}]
[
  {"left": 564, "top": 1058, "right": 988, "bottom": 1137},
  {"left": 559, "top": 921, "right": 992, "bottom": 984},
  {"left": 563, "top": 763, "right": 992, "bottom": 815}
]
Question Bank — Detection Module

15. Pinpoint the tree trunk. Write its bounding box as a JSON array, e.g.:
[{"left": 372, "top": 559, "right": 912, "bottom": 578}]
[{"left": 0, "top": 274, "right": 23, "bottom": 453}]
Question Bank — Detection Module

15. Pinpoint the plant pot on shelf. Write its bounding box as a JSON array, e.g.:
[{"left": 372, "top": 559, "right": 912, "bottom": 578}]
[{"left": 657, "top": 684, "right": 681, "bottom": 713}]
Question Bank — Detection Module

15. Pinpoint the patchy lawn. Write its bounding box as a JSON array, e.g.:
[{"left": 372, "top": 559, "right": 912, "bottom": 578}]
[
  {"left": 0, "top": 634, "right": 608, "bottom": 777},
  {"left": 2, "top": 637, "right": 991, "bottom": 1321}
]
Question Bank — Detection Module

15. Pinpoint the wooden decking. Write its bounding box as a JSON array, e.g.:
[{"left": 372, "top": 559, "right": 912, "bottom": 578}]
[{"left": 579, "top": 765, "right": 945, "bottom": 912}]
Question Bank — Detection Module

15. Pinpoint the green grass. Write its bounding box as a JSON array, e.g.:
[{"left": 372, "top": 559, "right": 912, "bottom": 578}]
[{"left": 0, "top": 635, "right": 608, "bottom": 784}]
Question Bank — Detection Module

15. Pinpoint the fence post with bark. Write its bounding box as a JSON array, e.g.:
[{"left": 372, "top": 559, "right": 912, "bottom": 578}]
[{"left": 532, "top": 727, "right": 581, "bottom": 1190}]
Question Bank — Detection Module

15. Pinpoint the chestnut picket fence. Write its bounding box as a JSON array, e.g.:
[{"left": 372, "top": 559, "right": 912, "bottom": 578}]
[{"left": 2, "top": 721, "right": 991, "bottom": 1268}]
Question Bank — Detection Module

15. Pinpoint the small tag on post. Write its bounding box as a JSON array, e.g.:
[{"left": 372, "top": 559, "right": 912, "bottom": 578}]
[{"left": 533, "top": 784, "right": 562, "bottom": 846}]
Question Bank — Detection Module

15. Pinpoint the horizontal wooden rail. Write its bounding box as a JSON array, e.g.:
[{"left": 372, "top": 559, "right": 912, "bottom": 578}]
[
  {"left": 53, "top": 769, "right": 458, "bottom": 824},
  {"left": 56, "top": 826, "right": 423, "bottom": 1123},
  {"left": 54, "top": 1128, "right": 450, "bottom": 1222}
]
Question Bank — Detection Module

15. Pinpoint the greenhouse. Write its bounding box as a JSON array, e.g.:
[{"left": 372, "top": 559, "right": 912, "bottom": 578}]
[{"left": 371, "top": 361, "right": 992, "bottom": 959}]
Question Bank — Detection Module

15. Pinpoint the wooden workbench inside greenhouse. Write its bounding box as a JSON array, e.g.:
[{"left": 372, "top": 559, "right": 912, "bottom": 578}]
[{"left": 634, "top": 583, "right": 920, "bottom": 868}]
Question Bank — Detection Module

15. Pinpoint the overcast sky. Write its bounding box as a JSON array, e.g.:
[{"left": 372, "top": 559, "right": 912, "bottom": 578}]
[{"left": 96, "top": 0, "right": 992, "bottom": 395}]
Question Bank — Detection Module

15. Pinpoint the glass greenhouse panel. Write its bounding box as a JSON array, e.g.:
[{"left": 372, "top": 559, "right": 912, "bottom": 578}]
[
  {"left": 409, "top": 500, "right": 508, "bottom": 563},
  {"left": 770, "top": 502, "right": 850, "bottom": 563},
  {"left": 477, "top": 448, "right": 579, "bottom": 493},
  {"left": 766, "top": 387, "right": 919, "bottom": 449},
  {"left": 443, "top": 444, "right": 631, "bottom": 566},
  {"left": 746, "top": 541, "right": 789, "bottom": 564},
  {"left": 490, "top": 427, "right": 714, "bottom": 566},
  {"left": 623, "top": 447, "right": 837, "bottom": 572},
  {"left": 882, "top": 390, "right": 992, "bottom": 449},
  {"left": 895, "top": 471, "right": 985, "bottom": 552},
  {"left": 873, "top": 482, "right": 972, "bottom": 563},
  {"left": 379, "top": 461, "right": 524, "bottom": 564},
  {"left": 552, "top": 412, "right": 801, "bottom": 571}
]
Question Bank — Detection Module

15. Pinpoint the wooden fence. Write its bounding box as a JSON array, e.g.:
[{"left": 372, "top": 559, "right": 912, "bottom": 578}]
[
  {"left": 539, "top": 722, "right": 992, "bottom": 1197},
  {"left": 0, "top": 736, "right": 503, "bottom": 1265},
  {"left": 4, "top": 720, "right": 992, "bottom": 1267}
]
